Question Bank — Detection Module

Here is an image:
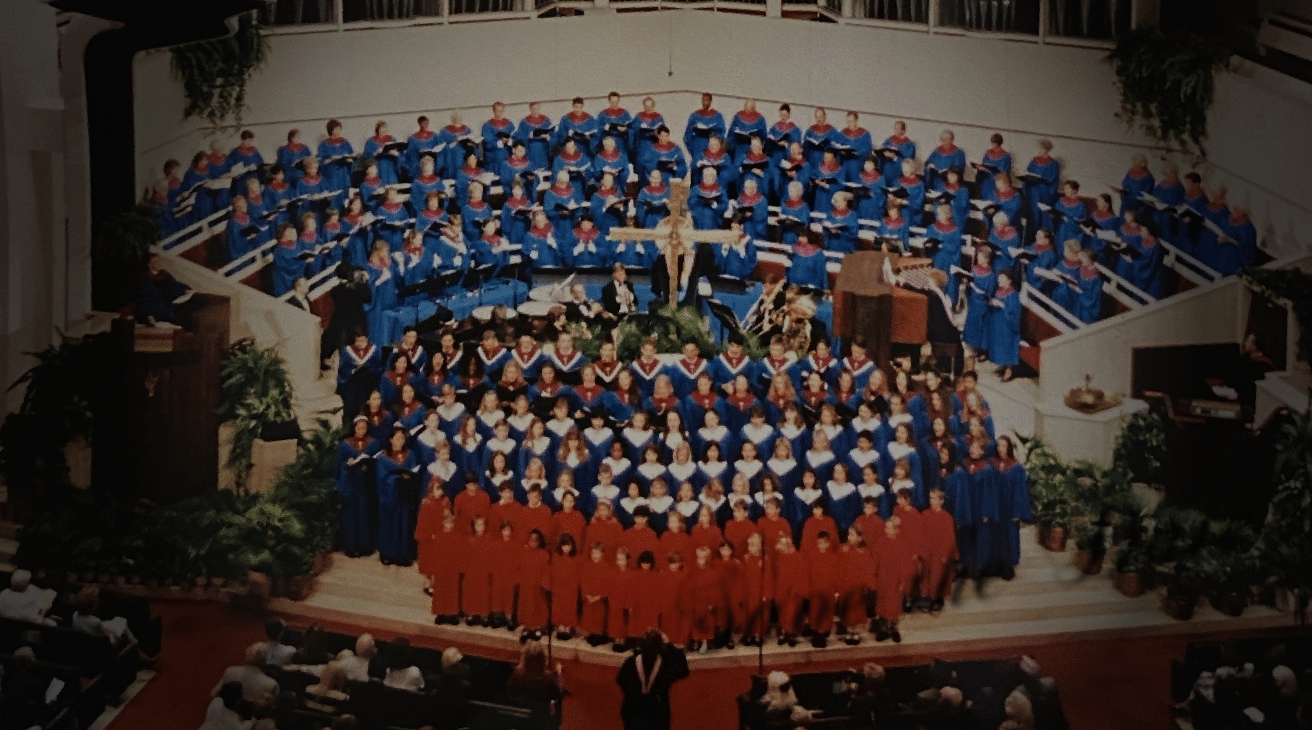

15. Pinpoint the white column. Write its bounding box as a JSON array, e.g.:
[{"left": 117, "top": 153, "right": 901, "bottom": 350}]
[
  {"left": 841, "top": 0, "right": 854, "bottom": 17},
  {"left": 766, "top": 0, "right": 782, "bottom": 18}
]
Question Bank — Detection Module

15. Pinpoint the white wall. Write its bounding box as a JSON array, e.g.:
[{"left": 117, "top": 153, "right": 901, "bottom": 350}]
[{"left": 1037, "top": 277, "right": 1245, "bottom": 403}]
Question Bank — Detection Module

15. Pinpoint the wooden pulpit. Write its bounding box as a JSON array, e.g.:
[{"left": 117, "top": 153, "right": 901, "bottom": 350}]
[{"left": 832, "top": 251, "right": 931, "bottom": 367}]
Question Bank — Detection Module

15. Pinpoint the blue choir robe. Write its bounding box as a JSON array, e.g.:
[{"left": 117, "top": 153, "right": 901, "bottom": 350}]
[
  {"left": 929, "top": 220, "right": 966, "bottom": 277},
  {"left": 263, "top": 180, "right": 296, "bottom": 228},
  {"left": 924, "top": 144, "right": 967, "bottom": 191},
  {"left": 773, "top": 157, "right": 812, "bottom": 207},
  {"left": 985, "top": 286, "right": 1021, "bottom": 368},
  {"left": 522, "top": 225, "right": 564, "bottom": 268},
  {"left": 389, "top": 342, "right": 429, "bottom": 378},
  {"left": 709, "top": 353, "right": 755, "bottom": 391},
  {"left": 601, "top": 389, "right": 639, "bottom": 425},
  {"left": 630, "top": 358, "right": 668, "bottom": 400},
  {"left": 543, "top": 183, "right": 584, "bottom": 248},
  {"left": 568, "top": 226, "right": 611, "bottom": 268},
  {"left": 226, "top": 211, "right": 267, "bottom": 263},
  {"left": 689, "top": 182, "right": 728, "bottom": 230},
  {"left": 277, "top": 142, "right": 313, "bottom": 185},
  {"left": 433, "top": 232, "right": 472, "bottom": 273},
  {"left": 631, "top": 111, "right": 666, "bottom": 171},
  {"left": 474, "top": 234, "right": 518, "bottom": 270},
  {"left": 432, "top": 402, "right": 467, "bottom": 442},
  {"left": 571, "top": 384, "right": 610, "bottom": 418},
  {"left": 1150, "top": 178, "right": 1186, "bottom": 242},
  {"left": 879, "top": 134, "right": 917, "bottom": 185},
  {"left": 454, "top": 165, "right": 491, "bottom": 210},
  {"left": 852, "top": 171, "right": 887, "bottom": 225},
  {"left": 481, "top": 117, "right": 515, "bottom": 172},
  {"left": 727, "top": 111, "right": 768, "bottom": 159},
  {"left": 556, "top": 111, "right": 600, "bottom": 155},
  {"left": 360, "top": 407, "right": 395, "bottom": 446},
  {"left": 667, "top": 357, "right": 709, "bottom": 400},
  {"left": 1085, "top": 209, "right": 1121, "bottom": 264},
  {"left": 637, "top": 182, "right": 672, "bottom": 230},
  {"left": 358, "top": 176, "right": 387, "bottom": 214},
  {"left": 789, "top": 488, "right": 825, "bottom": 528},
  {"left": 1218, "top": 214, "right": 1258, "bottom": 277},
  {"left": 363, "top": 135, "right": 400, "bottom": 185},
  {"left": 766, "top": 120, "right": 801, "bottom": 165},
  {"left": 1051, "top": 195, "right": 1088, "bottom": 250},
  {"left": 450, "top": 435, "right": 485, "bottom": 478},
  {"left": 1173, "top": 191, "right": 1209, "bottom": 256},
  {"left": 641, "top": 142, "right": 688, "bottom": 186},
  {"left": 882, "top": 443, "right": 926, "bottom": 508},
  {"left": 395, "top": 401, "right": 427, "bottom": 435},
  {"left": 846, "top": 442, "right": 883, "bottom": 481},
  {"left": 509, "top": 347, "right": 545, "bottom": 384},
  {"left": 338, "top": 344, "right": 383, "bottom": 417},
  {"left": 787, "top": 242, "right": 829, "bottom": 291},
  {"left": 685, "top": 108, "right": 726, "bottom": 162},
  {"left": 736, "top": 420, "right": 776, "bottom": 460},
  {"left": 693, "top": 149, "right": 735, "bottom": 192},
  {"left": 272, "top": 235, "right": 311, "bottom": 297},
  {"left": 810, "top": 161, "right": 846, "bottom": 215},
  {"left": 777, "top": 197, "right": 811, "bottom": 246},
  {"left": 962, "top": 459, "right": 998, "bottom": 568},
  {"left": 842, "top": 357, "right": 877, "bottom": 393},
  {"left": 962, "top": 265, "right": 997, "bottom": 350},
  {"left": 225, "top": 144, "right": 265, "bottom": 194},
  {"left": 892, "top": 175, "right": 927, "bottom": 225},
  {"left": 317, "top": 137, "right": 355, "bottom": 207},
  {"left": 802, "top": 123, "right": 836, "bottom": 170},
  {"left": 989, "top": 188, "right": 1026, "bottom": 235},
  {"left": 439, "top": 124, "right": 475, "bottom": 180},
  {"left": 392, "top": 246, "right": 435, "bottom": 304},
  {"left": 993, "top": 458, "right": 1032, "bottom": 567},
  {"left": 590, "top": 187, "right": 628, "bottom": 239},
  {"left": 1074, "top": 263, "right": 1103, "bottom": 324},
  {"left": 878, "top": 215, "right": 911, "bottom": 253},
  {"left": 337, "top": 436, "right": 380, "bottom": 555},
  {"left": 765, "top": 457, "right": 800, "bottom": 495},
  {"left": 461, "top": 200, "right": 495, "bottom": 245},
  {"left": 737, "top": 152, "right": 772, "bottom": 200},
  {"left": 989, "top": 226, "right": 1022, "bottom": 275},
  {"left": 834, "top": 127, "right": 874, "bottom": 180},
  {"left": 364, "top": 260, "right": 398, "bottom": 346},
  {"left": 804, "top": 449, "right": 839, "bottom": 488},
  {"left": 755, "top": 354, "right": 797, "bottom": 398},
  {"left": 375, "top": 447, "right": 420, "bottom": 563},
  {"left": 692, "top": 424, "right": 733, "bottom": 463},
  {"left": 976, "top": 147, "right": 1013, "bottom": 200},
  {"left": 733, "top": 191, "right": 769, "bottom": 242},
  {"left": 402, "top": 129, "right": 441, "bottom": 180},
  {"left": 591, "top": 148, "right": 630, "bottom": 188},
  {"left": 500, "top": 195, "right": 534, "bottom": 246},
  {"left": 515, "top": 114, "right": 555, "bottom": 171},
  {"left": 1024, "top": 155, "right": 1061, "bottom": 231},
  {"left": 137, "top": 269, "right": 190, "bottom": 326},
  {"left": 1022, "top": 241, "right": 1060, "bottom": 295},
  {"left": 717, "top": 235, "right": 758, "bottom": 280},
  {"left": 598, "top": 107, "right": 634, "bottom": 152},
  {"left": 933, "top": 465, "right": 974, "bottom": 566},
  {"left": 939, "top": 182, "right": 972, "bottom": 227},
  {"left": 1120, "top": 234, "right": 1164, "bottom": 299},
  {"left": 1119, "top": 168, "right": 1155, "bottom": 218},
  {"left": 202, "top": 151, "right": 234, "bottom": 213},
  {"left": 548, "top": 349, "right": 589, "bottom": 385},
  {"left": 179, "top": 167, "right": 212, "bottom": 225},
  {"left": 1112, "top": 219, "right": 1146, "bottom": 276},
  {"left": 293, "top": 173, "right": 331, "bottom": 224},
  {"left": 380, "top": 369, "right": 420, "bottom": 409},
  {"left": 499, "top": 155, "right": 540, "bottom": 202},
  {"left": 822, "top": 206, "right": 860, "bottom": 254},
  {"left": 369, "top": 201, "right": 408, "bottom": 253},
  {"left": 552, "top": 151, "right": 594, "bottom": 189},
  {"left": 826, "top": 481, "right": 862, "bottom": 534}
]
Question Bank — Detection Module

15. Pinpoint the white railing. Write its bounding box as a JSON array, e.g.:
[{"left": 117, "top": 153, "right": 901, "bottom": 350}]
[
  {"left": 1095, "top": 262, "right": 1153, "bottom": 310},
  {"left": 1021, "top": 282, "right": 1079, "bottom": 334},
  {"left": 1161, "top": 240, "right": 1222, "bottom": 286}
]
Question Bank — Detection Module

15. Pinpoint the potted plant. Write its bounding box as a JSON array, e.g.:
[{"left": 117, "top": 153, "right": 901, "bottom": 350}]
[
  {"left": 1203, "top": 519, "right": 1258, "bottom": 618},
  {"left": 1113, "top": 541, "right": 1152, "bottom": 597},
  {"left": 1072, "top": 523, "right": 1107, "bottom": 575},
  {"left": 1113, "top": 411, "right": 1168, "bottom": 487},
  {"left": 1162, "top": 557, "right": 1204, "bottom": 621},
  {"left": 217, "top": 340, "right": 296, "bottom": 489},
  {"left": 1024, "top": 440, "right": 1072, "bottom": 551}
]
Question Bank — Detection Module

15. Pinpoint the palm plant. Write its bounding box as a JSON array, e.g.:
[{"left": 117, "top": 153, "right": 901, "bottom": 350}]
[{"left": 218, "top": 340, "right": 295, "bottom": 487}]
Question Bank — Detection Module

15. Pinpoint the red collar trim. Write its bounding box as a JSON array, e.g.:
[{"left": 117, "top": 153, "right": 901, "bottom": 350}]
[
  {"left": 736, "top": 110, "right": 763, "bottom": 123},
  {"left": 487, "top": 117, "right": 510, "bottom": 128},
  {"left": 694, "top": 108, "right": 719, "bottom": 117},
  {"left": 412, "top": 130, "right": 434, "bottom": 140},
  {"left": 301, "top": 173, "right": 321, "bottom": 184},
  {"left": 269, "top": 180, "right": 288, "bottom": 191},
  {"left": 740, "top": 192, "right": 763, "bottom": 204},
  {"left": 382, "top": 201, "right": 403, "bottom": 212},
  {"left": 416, "top": 174, "right": 439, "bottom": 184},
  {"left": 899, "top": 175, "right": 921, "bottom": 186},
  {"left": 444, "top": 124, "right": 468, "bottom": 134},
  {"left": 934, "top": 220, "right": 956, "bottom": 233},
  {"left": 363, "top": 176, "right": 382, "bottom": 186},
  {"left": 653, "top": 141, "right": 676, "bottom": 152},
  {"left": 638, "top": 110, "right": 662, "bottom": 121},
  {"left": 820, "top": 160, "right": 840, "bottom": 173},
  {"left": 574, "top": 227, "right": 599, "bottom": 240},
  {"left": 551, "top": 184, "right": 574, "bottom": 196},
  {"left": 602, "top": 107, "right": 628, "bottom": 118},
  {"left": 530, "top": 225, "right": 554, "bottom": 237},
  {"left": 566, "top": 111, "right": 591, "bottom": 123},
  {"left": 810, "top": 123, "right": 833, "bottom": 134},
  {"left": 843, "top": 127, "right": 868, "bottom": 138}
]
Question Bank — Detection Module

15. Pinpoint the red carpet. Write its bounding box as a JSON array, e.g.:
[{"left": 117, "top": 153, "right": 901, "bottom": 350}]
[{"left": 108, "top": 600, "right": 1306, "bottom": 730}]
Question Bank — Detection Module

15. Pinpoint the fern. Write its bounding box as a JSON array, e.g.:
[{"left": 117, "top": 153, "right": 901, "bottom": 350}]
[{"left": 169, "top": 12, "right": 270, "bottom": 128}]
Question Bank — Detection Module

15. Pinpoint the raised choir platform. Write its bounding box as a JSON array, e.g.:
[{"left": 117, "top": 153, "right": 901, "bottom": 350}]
[{"left": 272, "top": 525, "right": 1294, "bottom": 671}]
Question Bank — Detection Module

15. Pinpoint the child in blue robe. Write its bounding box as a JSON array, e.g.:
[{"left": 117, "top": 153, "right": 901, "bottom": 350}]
[
  {"left": 337, "top": 417, "right": 380, "bottom": 557},
  {"left": 317, "top": 122, "right": 355, "bottom": 208},
  {"left": 481, "top": 106, "right": 515, "bottom": 173},
  {"left": 515, "top": 105, "right": 554, "bottom": 172},
  {"left": 363, "top": 122, "right": 400, "bottom": 185},
  {"left": 924, "top": 132, "right": 966, "bottom": 191},
  {"left": 685, "top": 95, "right": 726, "bottom": 162},
  {"left": 338, "top": 333, "right": 382, "bottom": 418},
  {"left": 984, "top": 271, "right": 1022, "bottom": 381},
  {"left": 1119, "top": 155, "right": 1155, "bottom": 218},
  {"left": 962, "top": 249, "right": 997, "bottom": 353}
]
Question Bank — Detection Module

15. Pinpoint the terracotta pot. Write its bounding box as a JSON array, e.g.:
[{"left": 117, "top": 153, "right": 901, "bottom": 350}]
[
  {"left": 1037, "top": 525, "right": 1068, "bottom": 552},
  {"left": 1073, "top": 550, "right": 1104, "bottom": 575},
  {"left": 1114, "top": 572, "right": 1145, "bottom": 598},
  {"left": 246, "top": 570, "right": 271, "bottom": 598},
  {"left": 1164, "top": 594, "right": 1197, "bottom": 621},
  {"left": 286, "top": 575, "right": 316, "bottom": 601},
  {"left": 210, "top": 577, "right": 227, "bottom": 588},
  {"left": 1209, "top": 591, "right": 1246, "bottom": 617},
  {"left": 312, "top": 552, "right": 333, "bottom": 576}
]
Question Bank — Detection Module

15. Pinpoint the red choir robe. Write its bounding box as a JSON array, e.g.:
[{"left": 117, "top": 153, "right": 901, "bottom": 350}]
[
  {"left": 454, "top": 489, "right": 492, "bottom": 534},
  {"left": 656, "top": 568, "right": 689, "bottom": 643},
  {"left": 715, "top": 556, "right": 744, "bottom": 632},
  {"left": 608, "top": 565, "right": 636, "bottom": 641},
  {"left": 773, "top": 550, "right": 810, "bottom": 635},
  {"left": 658, "top": 530, "right": 690, "bottom": 570},
  {"left": 519, "top": 503, "right": 555, "bottom": 544},
  {"left": 801, "top": 516, "right": 839, "bottom": 555},
  {"left": 918, "top": 507, "right": 959, "bottom": 600},
  {"left": 517, "top": 548, "right": 552, "bottom": 629},
  {"left": 808, "top": 548, "right": 840, "bottom": 634},
  {"left": 464, "top": 532, "right": 494, "bottom": 616},
  {"left": 489, "top": 500, "right": 525, "bottom": 533},
  {"left": 429, "top": 528, "right": 465, "bottom": 616},
  {"left": 690, "top": 523, "right": 724, "bottom": 553},
  {"left": 490, "top": 534, "right": 524, "bottom": 615},
  {"left": 724, "top": 518, "right": 760, "bottom": 557},
  {"left": 627, "top": 569, "right": 664, "bottom": 636},
  {"left": 872, "top": 531, "right": 917, "bottom": 622},
  {"left": 758, "top": 515, "right": 794, "bottom": 554},
  {"left": 550, "top": 552, "right": 582, "bottom": 629},
  {"left": 839, "top": 543, "right": 876, "bottom": 628},
  {"left": 586, "top": 515, "right": 625, "bottom": 560},
  {"left": 685, "top": 562, "right": 723, "bottom": 641},
  {"left": 580, "top": 557, "right": 612, "bottom": 636},
  {"left": 892, "top": 504, "right": 924, "bottom": 595},
  {"left": 552, "top": 509, "right": 587, "bottom": 550},
  {"left": 853, "top": 513, "right": 886, "bottom": 547},
  {"left": 738, "top": 552, "right": 773, "bottom": 637},
  {"left": 414, "top": 494, "right": 450, "bottom": 577},
  {"left": 624, "top": 525, "right": 661, "bottom": 562}
]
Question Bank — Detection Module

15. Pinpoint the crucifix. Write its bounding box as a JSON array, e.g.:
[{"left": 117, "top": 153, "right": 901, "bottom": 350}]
[{"left": 608, "top": 179, "right": 742, "bottom": 303}]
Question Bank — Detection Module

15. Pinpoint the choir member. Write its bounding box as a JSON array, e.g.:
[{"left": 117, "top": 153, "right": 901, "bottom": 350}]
[
  {"left": 553, "top": 138, "right": 593, "bottom": 191},
  {"left": 684, "top": 545, "right": 722, "bottom": 652},
  {"left": 822, "top": 191, "right": 859, "bottom": 254},
  {"left": 879, "top": 120, "right": 916, "bottom": 186},
  {"left": 226, "top": 195, "right": 265, "bottom": 264},
  {"left": 138, "top": 254, "right": 195, "bottom": 329},
  {"left": 439, "top": 112, "right": 475, "bottom": 181},
  {"left": 962, "top": 246, "right": 997, "bottom": 355},
  {"left": 772, "top": 535, "right": 808, "bottom": 647},
  {"left": 811, "top": 150, "right": 845, "bottom": 216},
  {"left": 878, "top": 200, "right": 910, "bottom": 253},
  {"left": 515, "top": 102, "right": 554, "bottom": 173},
  {"left": 1115, "top": 210, "right": 1164, "bottom": 298},
  {"left": 481, "top": 101, "right": 514, "bottom": 173},
  {"left": 1072, "top": 248, "right": 1103, "bottom": 324},
  {"left": 426, "top": 512, "right": 463, "bottom": 625},
  {"left": 337, "top": 416, "right": 379, "bottom": 558},
  {"left": 464, "top": 515, "right": 493, "bottom": 625},
  {"left": 516, "top": 530, "right": 551, "bottom": 642},
  {"left": 976, "top": 133, "right": 1012, "bottom": 200},
  {"left": 929, "top": 204, "right": 966, "bottom": 284},
  {"left": 557, "top": 96, "right": 600, "bottom": 156},
  {"left": 871, "top": 515, "right": 913, "bottom": 643},
  {"left": 551, "top": 533, "right": 582, "bottom": 639},
  {"left": 787, "top": 228, "right": 828, "bottom": 292},
  {"left": 632, "top": 96, "right": 666, "bottom": 174},
  {"left": 924, "top": 130, "right": 966, "bottom": 192},
  {"left": 919, "top": 488, "right": 959, "bottom": 611},
  {"left": 774, "top": 142, "right": 813, "bottom": 213},
  {"left": 986, "top": 270, "right": 1022, "bottom": 382},
  {"left": 544, "top": 171, "right": 583, "bottom": 249},
  {"left": 523, "top": 209, "right": 564, "bottom": 268},
  {"left": 591, "top": 171, "right": 627, "bottom": 239},
  {"left": 1119, "top": 153, "right": 1155, "bottom": 218},
  {"left": 278, "top": 128, "right": 312, "bottom": 186},
  {"left": 376, "top": 425, "right": 420, "bottom": 566},
  {"left": 593, "top": 135, "right": 630, "bottom": 191},
  {"left": 684, "top": 93, "right": 725, "bottom": 163},
  {"left": 689, "top": 167, "right": 727, "bottom": 231},
  {"left": 578, "top": 541, "right": 615, "bottom": 645},
  {"left": 992, "top": 436, "right": 1031, "bottom": 578},
  {"left": 1150, "top": 161, "right": 1186, "bottom": 242},
  {"left": 1218, "top": 205, "right": 1258, "bottom": 277},
  {"left": 1024, "top": 139, "right": 1060, "bottom": 233},
  {"left": 318, "top": 120, "right": 355, "bottom": 208},
  {"left": 643, "top": 126, "right": 688, "bottom": 186},
  {"left": 403, "top": 116, "right": 439, "bottom": 181},
  {"left": 364, "top": 121, "right": 400, "bottom": 186},
  {"left": 226, "top": 129, "right": 264, "bottom": 193}
]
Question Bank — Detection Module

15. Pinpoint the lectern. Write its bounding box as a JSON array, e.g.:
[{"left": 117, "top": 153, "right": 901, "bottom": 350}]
[{"left": 831, "top": 251, "right": 931, "bottom": 369}]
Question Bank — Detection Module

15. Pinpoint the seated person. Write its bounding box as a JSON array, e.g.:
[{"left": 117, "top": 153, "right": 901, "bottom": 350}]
[
  {"left": 0, "top": 570, "right": 55, "bottom": 625},
  {"left": 138, "top": 254, "right": 196, "bottom": 328}
]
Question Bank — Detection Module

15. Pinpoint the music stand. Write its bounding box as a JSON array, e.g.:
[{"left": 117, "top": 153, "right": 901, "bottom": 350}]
[
  {"left": 462, "top": 264, "right": 497, "bottom": 305},
  {"left": 430, "top": 268, "right": 465, "bottom": 297},
  {"left": 705, "top": 298, "right": 743, "bottom": 342},
  {"left": 708, "top": 275, "right": 750, "bottom": 296},
  {"left": 497, "top": 260, "right": 531, "bottom": 306}
]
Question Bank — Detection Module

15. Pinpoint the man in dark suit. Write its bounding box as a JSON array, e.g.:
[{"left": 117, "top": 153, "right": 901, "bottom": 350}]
[
  {"left": 565, "top": 283, "right": 603, "bottom": 324},
  {"left": 602, "top": 262, "right": 638, "bottom": 320},
  {"left": 287, "top": 277, "right": 313, "bottom": 311},
  {"left": 321, "top": 263, "right": 372, "bottom": 373}
]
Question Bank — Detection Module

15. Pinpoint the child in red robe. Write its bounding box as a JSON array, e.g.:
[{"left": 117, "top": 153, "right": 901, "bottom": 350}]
[
  {"left": 551, "top": 490, "right": 587, "bottom": 551},
  {"left": 454, "top": 472, "right": 491, "bottom": 535},
  {"left": 587, "top": 500, "right": 626, "bottom": 559},
  {"left": 627, "top": 551, "right": 663, "bottom": 640},
  {"left": 772, "top": 535, "right": 809, "bottom": 647},
  {"left": 872, "top": 516, "right": 916, "bottom": 643},
  {"left": 919, "top": 488, "right": 959, "bottom": 611},
  {"left": 689, "top": 504, "right": 724, "bottom": 553},
  {"left": 520, "top": 486, "right": 554, "bottom": 544},
  {"left": 852, "top": 496, "right": 886, "bottom": 553},
  {"left": 464, "top": 516, "right": 493, "bottom": 625},
  {"left": 551, "top": 534, "right": 582, "bottom": 640},
  {"left": 658, "top": 511, "right": 690, "bottom": 569},
  {"left": 737, "top": 533, "right": 772, "bottom": 647},
  {"left": 414, "top": 480, "right": 450, "bottom": 597},
  {"left": 724, "top": 500, "right": 759, "bottom": 556},
  {"left": 517, "top": 529, "right": 551, "bottom": 641},
  {"left": 624, "top": 506, "right": 661, "bottom": 559},
  {"left": 891, "top": 488, "right": 924, "bottom": 609},
  {"left": 657, "top": 552, "right": 689, "bottom": 646},
  {"left": 838, "top": 525, "right": 876, "bottom": 645},
  {"left": 490, "top": 483, "right": 524, "bottom": 536},
  {"left": 808, "top": 531, "right": 840, "bottom": 647},
  {"left": 757, "top": 496, "right": 793, "bottom": 555},
  {"left": 428, "top": 511, "right": 464, "bottom": 625},
  {"left": 714, "top": 541, "right": 743, "bottom": 649},
  {"left": 580, "top": 542, "right": 613, "bottom": 646},
  {"left": 608, "top": 548, "right": 635, "bottom": 652},
  {"left": 490, "top": 521, "right": 523, "bottom": 629},
  {"left": 684, "top": 545, "right": 722, "bottom": 652},
  {"left": 801, "top": 500, "right": 839, "bottom": 555}
]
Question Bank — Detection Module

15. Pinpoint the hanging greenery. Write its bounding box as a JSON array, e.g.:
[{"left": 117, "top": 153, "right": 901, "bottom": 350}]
[
  {"left": 1106, "top": 28, "right": 1230, "bottom": 157},
  {"left": 218, "top": 340, "right": 295, "bottom": 487},
  {"left": 169, "top": 12, "right": 271, "bottom": 128},
  {"left": 1239, "top": 265, "right": 1312, "bottom": 362}
]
